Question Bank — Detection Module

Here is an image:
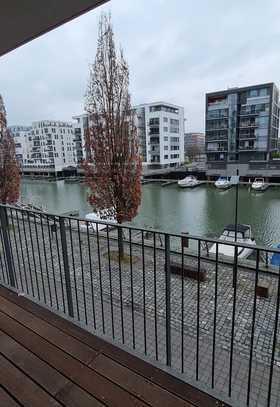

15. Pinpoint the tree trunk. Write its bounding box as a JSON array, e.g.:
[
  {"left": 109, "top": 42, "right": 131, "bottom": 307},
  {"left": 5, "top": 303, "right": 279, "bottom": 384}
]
[{"left": 117, "top": 224, "right": 124, "bottom": 259}]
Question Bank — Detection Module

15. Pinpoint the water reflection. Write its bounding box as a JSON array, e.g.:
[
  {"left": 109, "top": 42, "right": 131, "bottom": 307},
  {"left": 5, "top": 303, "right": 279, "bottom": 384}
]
[{"left": 20, "top": 179, "right": 280, "bottom": 247}]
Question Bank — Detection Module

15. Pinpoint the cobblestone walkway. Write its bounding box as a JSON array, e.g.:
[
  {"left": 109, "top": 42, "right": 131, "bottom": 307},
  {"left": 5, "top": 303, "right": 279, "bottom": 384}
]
[{"left": 1, "top": 213, "right": 280, "bottom": 407}]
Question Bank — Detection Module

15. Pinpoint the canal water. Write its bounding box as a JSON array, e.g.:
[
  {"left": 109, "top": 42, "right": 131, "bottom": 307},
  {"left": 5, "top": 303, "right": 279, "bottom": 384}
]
[{"left": 20, "top": 178, "right": 280, "bottom": 248}]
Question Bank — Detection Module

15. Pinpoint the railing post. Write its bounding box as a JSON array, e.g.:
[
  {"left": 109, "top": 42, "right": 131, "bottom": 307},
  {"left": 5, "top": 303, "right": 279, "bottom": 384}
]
[
  {"left": 0, "top": 206, "right": 16, "bottom": 287},
  {"left": 165, "top": 234, "right": 171, "bottom": 367},
  {"left": 59, "top": 217, "right": 74, "bottom": 318}
]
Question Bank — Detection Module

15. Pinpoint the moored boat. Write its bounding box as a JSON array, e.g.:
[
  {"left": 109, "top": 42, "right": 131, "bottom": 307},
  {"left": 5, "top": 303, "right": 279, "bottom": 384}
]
[
  {"left": 83, "top": 212, "right": 117, "bottom": 231},
  {"left": 209, "top": 224, "right": 256, "bottom": 259},
  {"left": 251, "top": 178, "right": 269, "bottom": 192},
  {"left": 178, "top": 175, "right": 200, "bottom": 188},
  {"left": 214, "top": 176, "right": 232, "bottom": 189}
]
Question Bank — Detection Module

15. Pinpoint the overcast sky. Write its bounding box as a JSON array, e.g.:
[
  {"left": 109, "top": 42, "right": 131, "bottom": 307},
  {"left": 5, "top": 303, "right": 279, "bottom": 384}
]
[{"left": 1, "top": 0, "right": 280, "bottom": 132}]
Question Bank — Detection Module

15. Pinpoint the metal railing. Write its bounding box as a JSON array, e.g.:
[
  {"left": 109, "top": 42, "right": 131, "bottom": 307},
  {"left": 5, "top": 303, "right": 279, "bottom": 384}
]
[{"left": 0, "top": 203, "right": 280, "bottom": 407}]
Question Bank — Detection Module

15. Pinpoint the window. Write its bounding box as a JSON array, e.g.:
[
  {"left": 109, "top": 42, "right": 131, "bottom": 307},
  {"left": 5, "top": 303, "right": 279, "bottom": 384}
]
[
  {"left": 164, "top": 127, "right": 168, "bottom": 132},
  {"left": 149, "top": 118, "right": 160, "bottom": 126},
  {"left": 250, "top": 89, "right": 258, "bottom": 97},
  {"left": 259, "top": 88, "right": 268, "bottom": 97},
  {"left": 164, "top": 136, "right": 168, "bottom": 141},
  {"left": 164, "top": 146, "right": 168, "bottom": 150},
  {"left": 164, "top": 155, "right": 169, "bottom": 159},
  {"left": 164, "top": 117, "right": 168, "bottom": 122}
]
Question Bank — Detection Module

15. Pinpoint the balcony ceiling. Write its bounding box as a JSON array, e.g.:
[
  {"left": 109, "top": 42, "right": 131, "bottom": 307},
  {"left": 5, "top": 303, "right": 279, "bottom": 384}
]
[{"left": 0, "top": 0, "right": 108, "bottom": 57}]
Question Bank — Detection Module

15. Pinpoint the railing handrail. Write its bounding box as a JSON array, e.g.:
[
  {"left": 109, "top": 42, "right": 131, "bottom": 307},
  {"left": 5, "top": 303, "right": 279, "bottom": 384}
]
[{"left": 2, "top": 202, "right": 280, "bottom": 254}]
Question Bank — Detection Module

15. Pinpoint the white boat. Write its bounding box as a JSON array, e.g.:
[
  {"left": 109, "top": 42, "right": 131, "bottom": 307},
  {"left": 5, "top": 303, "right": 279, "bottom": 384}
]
[
  {"left": 251, "top": 178, "right": 268, "bottom": 192},
  {"left": 178, "top": 175, "right": 199, "bottom": 188},
  {"left": 209, "top": 224, "right": 256, "bottom": 259},
  {"left": 214, "top": 176, "right": 232, "bottom": 189},
  {"left": 83, "top": 212, "right": 117, "bottom": 232}
]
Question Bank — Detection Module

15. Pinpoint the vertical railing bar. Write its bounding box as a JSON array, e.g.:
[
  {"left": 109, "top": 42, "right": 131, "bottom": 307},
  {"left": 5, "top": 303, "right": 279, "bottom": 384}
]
[
  {"left": 46, "top": 216, "right": 59, "bottom": 310},
  {"left": 59, "top": 217, "right": 74, "bottom": 318},
  {"left": 68, "top": 219, "right": 80, "bottom": 320},
  {"left": 86, "top": 222, "right": 96, "bottom": 329},
  {"left": 141, "top": 230, "right": 147, "bottom": 355},
  {"left": 246, "top": 248, "right": 260, "bottom": 406},
  {"left": 21, "top": 210, "right": 35, "bottom": 297},
  {"left": 118, "top": 225, "right": 125, "bottom": 344},
  {"left": 0, "top": 206, "right": 17, "bottom": 288},
  {"left": 4, "top": 207, "right": 18, "bottom": 289},
  {"left": 77, "top": 219, "right": 88, "bottom": 325},
  {"left": 165, "top": 233, "right": 171, "bottom": 367},
  {"left": 129, "top": 229, "right": 135, "bottom": 349},
  {"left": 96, "top": 223, "right": 105, "bottom": 334},
  {"left": 9, "top": 208, "right": 24, "bottom": 291},
  {"left": 54, "top": 216, "right": 66, "bottom": 313},
  {"left": 53, "top": 217, "right": 66, "bottom": 314},
  {"left": 0, "top": 222, "right": 9, "bottom": 284},
  {"left": 229, "top": 245, "right": 238, "bottom": 397},
  {"left": 211, "top": 242, "right": 219, "bottom": 388},
  {"left": 196, "top": 239, "right": 201, "bottom": 381},
  {"left": 181, "top": 236, "right": 184, "bottom": 373},
  {"left": 267, "top": 265, "right": 280, "bottom": 407},
  {"left": 15, "top": 209, "right": 29, "bottom": 294},
  {"left": 34, "top": 215, "right": 47, "bottom": 304},
  {"left": 40, "top": 215, "right": 52, "bottom": 307},
  {"left": 106, "top": 225, "right": 114, "bottom": 339},
  {"left": 26, "top": 212, "right": 41, "bottom": 300},
  {"left": 153, "top": 232, "right": 158, "bottom": 361}
]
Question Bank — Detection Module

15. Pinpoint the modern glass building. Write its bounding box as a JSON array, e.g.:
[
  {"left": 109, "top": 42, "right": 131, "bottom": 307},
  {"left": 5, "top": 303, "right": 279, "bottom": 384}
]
[{"left": 205, "top": 83, "right": 280, "bottom": 168}]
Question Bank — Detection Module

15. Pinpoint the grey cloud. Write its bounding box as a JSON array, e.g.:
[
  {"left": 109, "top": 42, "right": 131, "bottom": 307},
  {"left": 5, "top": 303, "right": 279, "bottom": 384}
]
[{"left": 0, "top": 0, "right": 280, "bottom": 132}]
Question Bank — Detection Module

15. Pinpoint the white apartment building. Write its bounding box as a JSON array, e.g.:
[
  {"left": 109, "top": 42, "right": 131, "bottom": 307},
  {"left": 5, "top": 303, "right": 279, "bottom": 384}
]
[
  {"left": 9, "top": 126, "right": 32, "bottom": 167},
  {"left": 72, "top": 114, "right": 89, "bottom": 164},
  {"left": 10, "top": 121, "right": 77, "bottom": 175},
  {"left": 134, "top": 102, "right": 185, "bottom": 168}
]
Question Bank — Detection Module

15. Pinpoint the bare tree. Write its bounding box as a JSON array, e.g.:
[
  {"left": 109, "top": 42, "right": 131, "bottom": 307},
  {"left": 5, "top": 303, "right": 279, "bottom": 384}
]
[
  {"left": 83, "top": 13, "right": 142, "bottom": 258},
  {"left": 186, "top": 144, "right": 203, "bottom": 162},
  {"left": 0, "top": 95, "right": 20, "bottom": 205}
]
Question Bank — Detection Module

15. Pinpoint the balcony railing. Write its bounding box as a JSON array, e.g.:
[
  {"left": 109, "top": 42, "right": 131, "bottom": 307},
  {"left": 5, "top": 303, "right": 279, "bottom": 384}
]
[{"left": 0, "top": 204, "right": 280, "bottom": 407}]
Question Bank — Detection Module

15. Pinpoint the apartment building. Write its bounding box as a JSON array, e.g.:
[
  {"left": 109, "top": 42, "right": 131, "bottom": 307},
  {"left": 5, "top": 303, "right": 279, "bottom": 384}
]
[
  {"left": 184, "top": 132, "right": 205, "bottom": 154},
  {"left": 134, "top": 102, "right": 185, "bottom": 168},
  {"left": 10, "top": 121, "right": 77, "bottom": 175},
  {"left": 72, "top": 114, "right": 89, "bottom": 165},
  {"left": 206, "top": 83, "right": 280, "bottom": 176},
  {"left": 9, "top": 125, "right": 32, "bottom": 167}
]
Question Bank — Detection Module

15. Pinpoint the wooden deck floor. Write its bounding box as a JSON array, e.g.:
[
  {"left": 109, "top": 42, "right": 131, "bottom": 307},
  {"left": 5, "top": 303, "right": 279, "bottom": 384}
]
[{"left": 0, "top": 285, "right": 230, "bottom": 407}]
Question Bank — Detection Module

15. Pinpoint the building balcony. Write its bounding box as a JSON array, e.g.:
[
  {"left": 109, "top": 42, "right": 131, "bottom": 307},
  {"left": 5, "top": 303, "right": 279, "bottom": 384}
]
[
  {"left": 239, "top": 124, "right": 258, "bottom": 129},
  {"left": 206, "top": 115, "right": 228, "bottom": 120},
  {"left": 239, "top": 145, "right": 256, "bottom": 151},
  {"left": 1, "top": 204, "right": 279, "bottom": 406},
  {"left": 206, "top": 137, "right": 228, "bottom": 142},
  {"left": 239, "top": 135, "right": 256, "bottom": 140},
  {"left": 206, "top": 127, "right": 228, "bottom": 132}
]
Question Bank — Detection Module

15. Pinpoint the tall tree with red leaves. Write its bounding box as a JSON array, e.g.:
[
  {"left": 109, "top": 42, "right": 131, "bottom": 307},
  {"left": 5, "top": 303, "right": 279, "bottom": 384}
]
[
  {"left": 0, "top": 95, "right": 20, "bottom": 205},
  {"left": 83, "top": 13, "right": 142, "bottom": 257}
]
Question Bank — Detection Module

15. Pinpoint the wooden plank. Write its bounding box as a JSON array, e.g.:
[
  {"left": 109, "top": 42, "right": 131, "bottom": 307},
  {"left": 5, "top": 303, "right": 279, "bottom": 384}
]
[
  {"left": 0, "top": 295, "right": 96, "bottom": 364},
  {"left": 0, "top": 329, "right": 105, "bottom": 407},
  {"left": 0, "top": 353, "right": 63, "bottom": 407},
  {"left": 0, "top": 386, "right": 21, "bottom": 407},
  {"left": 90, "top": 354, "right": 193, "bottom": 407},
  {"left": 0, "top": 287, "right": 231, "bottom": 407},
  {"left": 0, "top": 311, "right": 148, "bottom": 407},
  {"left": 0, "top": 329, "right": 69, "bottom": 396},
  {"left": 56, "top": 382, "right": 105, "bottom": 407}
]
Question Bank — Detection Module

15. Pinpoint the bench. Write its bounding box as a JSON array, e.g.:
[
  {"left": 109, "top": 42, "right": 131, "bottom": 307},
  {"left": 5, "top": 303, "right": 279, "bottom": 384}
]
[{"left": 169, "top": 261, "right": 207, "bottom": 282}]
